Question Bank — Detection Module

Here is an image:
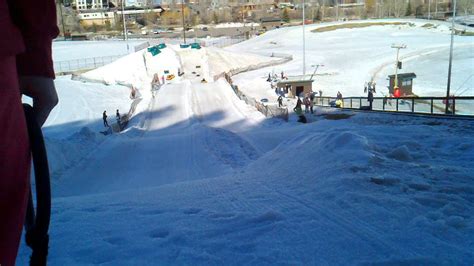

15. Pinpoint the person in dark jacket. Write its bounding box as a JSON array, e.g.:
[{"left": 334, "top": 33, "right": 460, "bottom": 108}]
[
  {"left": 116, "top": 109, "right": 121, "bottom": 123},
  {"left": 309, "top": 93, "right": 315, "bottom": 114},
  {"left": 368, "top": 90, "right": 374, "bottom": 110},
  {"left": 277, "top": 95, "right": 283, "bottom": 107},
  {"left": 0, "top": 0, "right": 59, "bottom": 264},
  {"left": 103, "top": 111, "right": 109, "bottom": 127}
]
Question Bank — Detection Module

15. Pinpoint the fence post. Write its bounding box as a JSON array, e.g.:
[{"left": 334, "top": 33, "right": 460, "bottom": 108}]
[
  {"left": 350, "top": 98, "right": 352, "bottom": 108},
  {"left": 453, "top": 98, "right": 456, "bottom": 115},
  {"left": 411, "top": 98, "right": 415, "bottom": 113},
  {"left": 431, "top": 98, "right": 434, "bottom": 114},
  {"left": 396, "top": 98, "right": 399, "bottom": 111},
  {"left": 359, "top": 98, "right": 362, "bottom": 108},
  {"left": 93, "top": 57, "right": 97, "bottom": 68}
]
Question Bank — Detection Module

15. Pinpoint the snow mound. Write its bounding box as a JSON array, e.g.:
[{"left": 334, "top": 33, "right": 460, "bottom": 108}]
[
  {"left": 80, "top": 46, "right": 181, "bottom": 88},
  {"left": 203, "top": 127, "right": 259, "bottom": 169},
  {"left": 387, "top": 145, "right": 413, "bottom": 161},
  {"left": 248, "top": 128, "right": 374, "bottom": 182},
  {"left": 46, "top": 127, "right": 105, "bottom": 179}
]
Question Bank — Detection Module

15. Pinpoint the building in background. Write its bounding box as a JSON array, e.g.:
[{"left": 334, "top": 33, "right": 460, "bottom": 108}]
[{"left": 74, "top": 0, "right": 109, "bottom": 10}]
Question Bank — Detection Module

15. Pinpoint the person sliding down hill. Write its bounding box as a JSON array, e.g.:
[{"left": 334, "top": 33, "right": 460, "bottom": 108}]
[
  {"left": 294, "top": 98, "right": 307, "bottom": 123},
  {"left": 0, "top": 0, "right": 59, "bottom": 264}
]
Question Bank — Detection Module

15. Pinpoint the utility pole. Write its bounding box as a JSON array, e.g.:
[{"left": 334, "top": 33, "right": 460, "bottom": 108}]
[
  {"left": 181, "top": 0, "right": 187, "bottom": 44},
  {"left": 121, "top": 0, "right": 129, "bottom": 53},
  {"left": 391, "top": 44, "right": 407, "bottom": 92},
  {"left": 303, "top": 0, "right": 306, "bottom": 76},
  {"left": 428, "top": 0, "right": 431, "bottom": 19},
  {"left": 446, "top": 0, "right": 457, "bottom": 114},
  {"left": 336, "top": 0, "right": 339, "bottom": 21}
]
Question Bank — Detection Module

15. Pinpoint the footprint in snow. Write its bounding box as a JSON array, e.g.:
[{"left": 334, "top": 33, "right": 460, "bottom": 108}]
[
  {"left": 183, "top": 208, "right": 202, "bottom": 215},
  {"left": 149, "top": 228, "right": 170, "bottom": 239}
]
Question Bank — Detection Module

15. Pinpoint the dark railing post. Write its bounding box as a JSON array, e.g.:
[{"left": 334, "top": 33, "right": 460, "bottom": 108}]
[
  {"left": 350, "top": 98, "right": 353, "bottom": 108},
  {"left": 431, "top": 98, "right": 434, "bottom": 114},
  {"left": 411, "top": 98, "right": 415, "bottom": 113},
  {"left": 359, "top": 98, "right": 362, "bottom": 108},
  {"left": 396, "top": 98, "right": 399, "bottom": 111},
  {"left": 453, "top": 98, "right": 456, "bottom": 115}
]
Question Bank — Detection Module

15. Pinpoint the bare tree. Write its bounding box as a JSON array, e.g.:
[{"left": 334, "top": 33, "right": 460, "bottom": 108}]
[{"left": 457, "top": 0, "right": 474, "bottom": 15}]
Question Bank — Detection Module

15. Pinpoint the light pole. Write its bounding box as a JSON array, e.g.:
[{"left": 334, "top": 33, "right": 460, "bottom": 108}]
[
  {"left": 181, "top": 0, "right": 186, "bottom": 44},
  {"left": 303, "top": 0, "right": 306, "bottom": 76},
  {"left": 121, "top": 0, "right": 129, "bottom": 53},
  {"left": 391, "top": 44, "right": 407, "bottom": 93},
  {"left": 446, "top": 0, "right": 457, "bottom": 114}
]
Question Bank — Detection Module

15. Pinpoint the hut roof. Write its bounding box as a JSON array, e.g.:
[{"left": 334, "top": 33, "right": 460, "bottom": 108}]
[{"left": 388, "top": 73, "right": 417, "bottom": 80}]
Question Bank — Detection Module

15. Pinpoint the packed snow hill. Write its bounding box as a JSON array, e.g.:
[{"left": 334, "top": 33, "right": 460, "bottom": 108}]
[{"left": 18, "top": 19, "right": 474, "bottom": 265}]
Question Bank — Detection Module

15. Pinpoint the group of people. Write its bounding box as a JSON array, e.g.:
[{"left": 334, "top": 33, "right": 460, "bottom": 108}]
[{"left": 103, "top": 109, "right": 122, "bottom": 128}]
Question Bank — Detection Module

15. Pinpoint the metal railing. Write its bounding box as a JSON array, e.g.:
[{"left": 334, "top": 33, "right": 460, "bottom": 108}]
[
  {"left": 314, "top": 96, "right": 474, "bottom": 117},
  {"left": 54, "top": 55, "right": 125, "bottom": 74}
]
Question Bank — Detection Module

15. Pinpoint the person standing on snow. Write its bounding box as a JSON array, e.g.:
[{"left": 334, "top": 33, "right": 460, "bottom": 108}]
[
  {"left": 103, "top": 111, "right": 109, "bottom": 127},
  {"left": 368, "top": 90, "right": 374, "bottom": 110},
  {"left": 309, "top": 93, "right": 315, "bottom": 114},
  {"left": 0, "top": 0, "right": 59, "bottom": 264},
  {"left": 116, "top": 109, "right": 121, "bottom": 126},
  {"left": 303, "top": 96, "right": 310, "bottom": 113},
  {"left": 278, "top": 95, "right": 283, "bottom": 107},
  {"left": 294, "top": 98, "right": 306, "bottom": 123}
]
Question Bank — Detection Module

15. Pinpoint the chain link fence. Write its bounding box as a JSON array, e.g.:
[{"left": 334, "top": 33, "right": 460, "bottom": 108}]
[
  {"left": 223, "top": 73, "right": 289, "bottom": 121},
  {"left": 54, "top": 55, "right": 125, "bottom": 74}
]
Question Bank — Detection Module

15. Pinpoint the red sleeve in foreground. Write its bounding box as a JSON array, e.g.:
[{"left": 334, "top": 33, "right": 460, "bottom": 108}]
[{"left": 7, "top": 0, "right": 59, "bottom": 78}]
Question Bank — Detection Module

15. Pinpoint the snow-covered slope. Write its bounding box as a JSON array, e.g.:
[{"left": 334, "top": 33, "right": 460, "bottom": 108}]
[
  {"left": 228, "top": 19, "right": 474, "bottom": 101},
  {"left": 16, "top": 26, "right": 474, "bottom": 264}
]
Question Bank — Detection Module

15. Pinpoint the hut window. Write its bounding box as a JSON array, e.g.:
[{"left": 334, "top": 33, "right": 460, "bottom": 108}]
[{"left": 402, "top": 80, "right": 412, "bottom": 86}]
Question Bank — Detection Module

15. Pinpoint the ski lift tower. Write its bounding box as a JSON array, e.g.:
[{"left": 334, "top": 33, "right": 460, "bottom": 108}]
[{"left": 391, "top": 44, "right": 407, "bottom": 95}]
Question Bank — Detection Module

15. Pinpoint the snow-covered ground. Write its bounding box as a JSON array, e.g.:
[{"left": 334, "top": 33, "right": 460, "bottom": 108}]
[
  {"left": 16, "top": 19, "right": 474, "bottom": 265},
  {"left": 229, "top": 19, "right": 474, "bottom": 101}
]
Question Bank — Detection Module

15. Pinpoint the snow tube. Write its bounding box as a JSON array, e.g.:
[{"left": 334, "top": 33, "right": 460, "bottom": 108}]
[
  {"left": 190, "top": 43, "right": 201, "bottom": 49},
  {"left": 23, "top": 104, "right": 51, "bottom": 266}
]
